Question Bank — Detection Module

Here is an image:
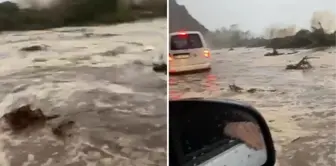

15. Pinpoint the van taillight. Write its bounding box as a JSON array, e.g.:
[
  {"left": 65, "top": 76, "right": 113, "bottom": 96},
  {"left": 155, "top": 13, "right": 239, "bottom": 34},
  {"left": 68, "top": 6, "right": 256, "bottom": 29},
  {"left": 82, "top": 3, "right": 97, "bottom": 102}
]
[
  {"left": 169, "top": 54, "right": 173, "bottom": 61},
  {"left": 204, "top": 50, "right": 210, "bottom": 58}
]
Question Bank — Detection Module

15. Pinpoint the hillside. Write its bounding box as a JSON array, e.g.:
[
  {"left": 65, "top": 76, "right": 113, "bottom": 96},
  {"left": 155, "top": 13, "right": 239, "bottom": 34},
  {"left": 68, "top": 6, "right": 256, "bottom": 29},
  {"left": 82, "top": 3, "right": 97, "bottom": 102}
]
[{"left": 169, "top": 0, "right": 208, "bottom": 33}]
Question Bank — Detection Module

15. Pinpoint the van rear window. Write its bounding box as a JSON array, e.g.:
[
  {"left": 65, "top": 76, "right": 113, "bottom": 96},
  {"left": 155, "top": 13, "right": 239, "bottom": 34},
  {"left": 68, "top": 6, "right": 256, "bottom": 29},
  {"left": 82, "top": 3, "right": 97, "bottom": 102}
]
[{"left": 170, "top": 33, "right": 203, "bottom": 50}]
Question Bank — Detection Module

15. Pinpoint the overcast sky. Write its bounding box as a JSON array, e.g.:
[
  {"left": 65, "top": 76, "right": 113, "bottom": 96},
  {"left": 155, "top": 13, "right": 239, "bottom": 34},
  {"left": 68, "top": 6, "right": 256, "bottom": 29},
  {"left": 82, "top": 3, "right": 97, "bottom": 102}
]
[{"left": 176, "top": 0, "right": 336, "bottom": 35}]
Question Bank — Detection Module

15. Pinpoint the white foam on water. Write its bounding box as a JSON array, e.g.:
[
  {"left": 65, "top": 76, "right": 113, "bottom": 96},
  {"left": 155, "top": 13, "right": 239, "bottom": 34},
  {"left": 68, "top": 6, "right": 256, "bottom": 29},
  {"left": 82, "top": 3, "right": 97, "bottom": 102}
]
[
  {"left": 173, "top": 47, "right": 336, "bottom": 166},
  {"left": 0, "top": 19, "right": 166, "bottom": 76},
  {"left": 0, "top": 18, "right": 166, "bottom": 166}
]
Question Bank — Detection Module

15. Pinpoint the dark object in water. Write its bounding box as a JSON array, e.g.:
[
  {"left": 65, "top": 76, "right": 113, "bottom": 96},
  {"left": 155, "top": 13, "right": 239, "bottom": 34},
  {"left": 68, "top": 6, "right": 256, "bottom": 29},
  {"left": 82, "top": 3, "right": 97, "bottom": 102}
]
[
  {"left": 52, "top": 120, "right": 75, "bottom": 138},
  {"left": 229, "top": 48, "right": 234, "bottom": 51},
  {"left": 229, "top": 84, "right": 244, "bottom": 92},
  {"left": 2, "top": 105, "right": 59, "bottom": 131},
  {"left": 20, "top": 45, "right": 48, "bottom": 52},
  {"left": 286, "top": 51, "right": 299, "bottom": 55},
  {"left": 101, "top": 46, "right": 126, "bottom": 56},
  {"left": 229, "top": 84, "right": 276, "bottom": 93},
  {"left": 264, "top": 48, "right": 284, "bottom": 56},
  {"left": 153, "top": 64, "right": 167, "bottom": 74},
  {"left": 286, "top": 56, "right": 313, "bottom": 70}
]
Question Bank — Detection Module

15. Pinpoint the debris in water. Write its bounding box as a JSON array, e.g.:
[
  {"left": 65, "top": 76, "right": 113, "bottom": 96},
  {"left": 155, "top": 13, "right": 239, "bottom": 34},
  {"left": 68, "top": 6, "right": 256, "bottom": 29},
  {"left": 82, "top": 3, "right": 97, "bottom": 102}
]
[
  {"left": 143, "top": 46, "right": 155, "bottom": 52},
  {"left": 2, "top": 105, "right": 59, "bottom": 131},
  {"left": 20, "top": 45, "right": 48, "bottom": 52},
  {"left": 229, "top": 84, "right": 244, "bottom": 92},
  {"left": 101, "top": 46, "right": 126, "bottom": 56},
  {"left": 51, "top": 120, "right": 75, "bottom": 138},
  {"left": 133, "top": 60, "right": 144, "bottom": 65},
  {"left": 153, "top": 53, "right": 167, "bottom": 74},
  {"left": 264, "top": 48, "right": 284, "bottom": 56},
  {"left": 286, "top": 50, "right": 299, "bottom": 55},
  {"left": 153, "top": 64, "right": 167, "bottom": 74},
  {"left": 229, "top": 84, "right": 276, "bottom": 93},
  {"left": 291, "top": 136, "right": 301, "bottom": 143},
  {"left": 229, "top": 48, "right": 234, "bottom": 51},
  {"left": 83, "top": 33, "right": 119, "bottom": 38},
  {"left": 286, "top": 56, "right": 314, "bottom": 70},
  {"left": 126, "top": 41, "right": 144, "bottom": 46}
]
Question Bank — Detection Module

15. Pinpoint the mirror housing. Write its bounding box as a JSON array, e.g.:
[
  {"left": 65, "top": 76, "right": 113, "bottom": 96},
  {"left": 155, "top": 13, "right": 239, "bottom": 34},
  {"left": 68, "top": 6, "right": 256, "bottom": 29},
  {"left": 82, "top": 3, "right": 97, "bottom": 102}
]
[{"left": 169, "top": 99, "right": 276, "bottom": 166}]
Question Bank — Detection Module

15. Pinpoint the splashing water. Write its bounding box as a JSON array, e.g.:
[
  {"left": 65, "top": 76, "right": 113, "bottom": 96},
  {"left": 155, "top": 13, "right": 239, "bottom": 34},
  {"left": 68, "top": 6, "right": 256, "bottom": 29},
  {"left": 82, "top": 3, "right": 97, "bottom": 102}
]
[
  {"left": 0, "top": 18, "right": 167, "bottom": 166},
  {"left": 170, "top": 47, "right": 336, "bottom": 166}
]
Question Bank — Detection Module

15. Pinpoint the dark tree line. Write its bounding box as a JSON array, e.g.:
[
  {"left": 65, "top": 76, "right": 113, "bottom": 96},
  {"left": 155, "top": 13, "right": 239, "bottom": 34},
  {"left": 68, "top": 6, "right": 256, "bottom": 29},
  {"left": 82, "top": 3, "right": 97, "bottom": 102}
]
[
  {"left": 0, "top": 0, "right": 166, "bottom": 32},
  {"left": 205, "top": 23, "right": 335, "bottom": 49}
]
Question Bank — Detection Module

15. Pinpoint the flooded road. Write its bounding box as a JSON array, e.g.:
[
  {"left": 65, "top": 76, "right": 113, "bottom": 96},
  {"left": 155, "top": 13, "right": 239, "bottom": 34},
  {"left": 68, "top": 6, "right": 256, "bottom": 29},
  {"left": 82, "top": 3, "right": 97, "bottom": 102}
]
[
  {"left": 0, "top": 18, "right": 167, "bottom": 166},
  {"left": 169, "top": 47, "right": 336, "bottom": 166}
]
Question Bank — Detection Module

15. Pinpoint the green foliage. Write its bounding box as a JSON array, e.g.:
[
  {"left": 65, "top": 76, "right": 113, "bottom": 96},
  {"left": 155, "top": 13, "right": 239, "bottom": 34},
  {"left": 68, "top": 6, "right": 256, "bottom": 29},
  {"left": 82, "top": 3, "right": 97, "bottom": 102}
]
[
  {"left": 267, "top": 28, "right": 336, "bottom": 49},
  {"left": 205, "top": 25, "right": 269, "bottom": 49},
  {"left": 206, "top": 24, "right": 335, "bottom": 49},
  {"left": 0, "top": 0, "right": 166, "bottom": 32}
]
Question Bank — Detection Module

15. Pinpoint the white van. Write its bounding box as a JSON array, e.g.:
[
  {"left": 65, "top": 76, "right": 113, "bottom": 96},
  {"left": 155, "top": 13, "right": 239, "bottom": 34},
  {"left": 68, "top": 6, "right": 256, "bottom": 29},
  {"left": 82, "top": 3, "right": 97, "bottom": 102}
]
[{"left": 169, "top": 31, "right": 211, "bottom": 73}]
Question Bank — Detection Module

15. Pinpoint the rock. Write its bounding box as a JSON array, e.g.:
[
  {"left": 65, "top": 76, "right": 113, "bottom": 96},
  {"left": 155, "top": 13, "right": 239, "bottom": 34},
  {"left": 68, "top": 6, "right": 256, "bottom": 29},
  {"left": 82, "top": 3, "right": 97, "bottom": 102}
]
[
  {"left": 101, "top": 46, "right": 126, "bottom": 56},
  {"left": 229, "top": 84, "right": 244, "bottom": 92},
  {"left": 229, "top": 84, "right": 276, "bottom": 93},
  {"left": 51, "top": 120, "right": 75, "bottom": 138},
  {"left": 246, "top": 88, "right": 257, "bottom": 93},
  {"left": 84, "top": 33, "right": 119, "bottom": 38},
  {"left": 153, "top": 64, "right": 167, "bottom": 74},
  {"left": 2, "top": 105, "right": 59, "bottom": 131},
  {"left": 229, "top": 48, "right": 234, "bottom": 51},
  {"left": 264, "top": 48, "right": 284, "bottom": 56},
  {"left": 20, "top": 45, "right": 48, "bottom": 52},
  {"left": 264, "top": 52, "right": 284, "bottom": 56}
]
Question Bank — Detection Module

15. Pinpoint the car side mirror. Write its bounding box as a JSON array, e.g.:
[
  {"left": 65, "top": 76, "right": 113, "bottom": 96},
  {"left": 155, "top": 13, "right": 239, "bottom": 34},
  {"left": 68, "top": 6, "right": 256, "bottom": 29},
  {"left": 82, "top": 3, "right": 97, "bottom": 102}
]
[{"left": 169, "top": 99, "right": 276, "bottom": 166}]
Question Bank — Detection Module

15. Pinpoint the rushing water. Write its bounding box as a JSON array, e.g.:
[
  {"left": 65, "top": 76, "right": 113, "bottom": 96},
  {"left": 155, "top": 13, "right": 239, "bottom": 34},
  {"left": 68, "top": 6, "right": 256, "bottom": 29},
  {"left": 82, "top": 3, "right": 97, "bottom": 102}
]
[
  {"left": 169, "top": 47, "right": 336, "bottom": 166},
  {"left": 0, "top": 18, "right": 167, "bottom": 166}
]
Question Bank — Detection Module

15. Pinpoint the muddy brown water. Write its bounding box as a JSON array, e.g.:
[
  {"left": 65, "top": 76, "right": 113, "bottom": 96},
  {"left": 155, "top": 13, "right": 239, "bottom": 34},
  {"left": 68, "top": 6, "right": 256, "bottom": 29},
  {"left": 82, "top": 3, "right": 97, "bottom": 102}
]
[
  {"left": 0, "top": 19, "right": 167, "bottom": 166},
  {"left": 169, "top": 47, "right": 336, "bottom": 166}
]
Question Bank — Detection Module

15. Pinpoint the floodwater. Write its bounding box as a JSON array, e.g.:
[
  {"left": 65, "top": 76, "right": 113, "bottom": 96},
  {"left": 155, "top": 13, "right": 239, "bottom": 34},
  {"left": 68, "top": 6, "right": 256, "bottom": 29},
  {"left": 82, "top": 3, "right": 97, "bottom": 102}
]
[
  {"left": 169, "top": 47, "right": 336, "bottom": 166},
  {"left": 0, "top": 18, "right": 167, "bottom": 166}
]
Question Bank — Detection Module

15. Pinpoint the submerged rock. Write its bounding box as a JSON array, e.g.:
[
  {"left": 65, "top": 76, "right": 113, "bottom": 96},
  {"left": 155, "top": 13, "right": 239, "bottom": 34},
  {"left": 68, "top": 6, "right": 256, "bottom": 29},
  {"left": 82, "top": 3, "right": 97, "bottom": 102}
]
[
  {"left": 1, "top": 105, "right": 59, "bottom": 131},
  {"left": 20, "top": 45, "right": 48, "bottom": 52},
  {"left": 286, "top": 51, "right": 299, "bottom": 55},
  {"left": 101, "top": 46, "right": 127, "bottom": 56},
  {"left": 153, "top": 64, "right": 167, "bottom": 74},
  {"left": 51, "top": 120, "right": 76, "bottom": 138},
  {"left": 229, "top": 84, "right": 276, "bottom": 93},
  {"left": 229, "top": 84, "right": 244, "bottom": 92},
  {"left": 264, "top": 48, "right": 284, "bottom": 56},
  {"left": 83, "top": 33, "right": 119, "bottom": 38}
]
